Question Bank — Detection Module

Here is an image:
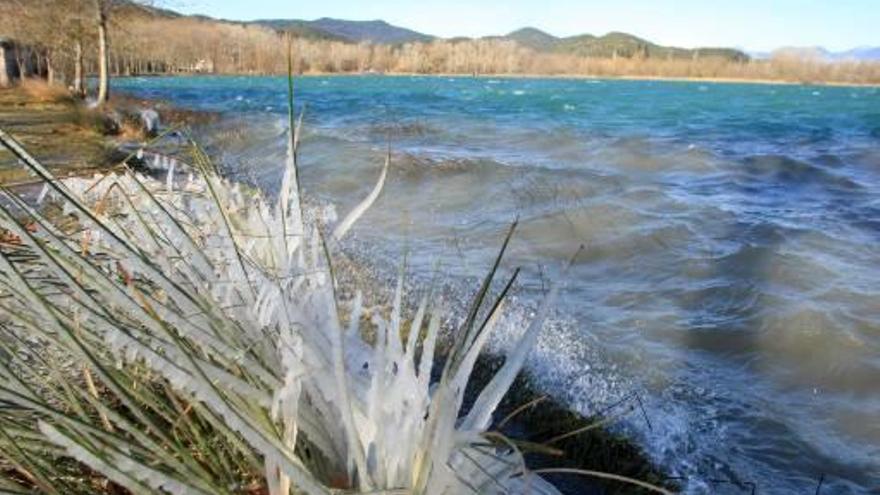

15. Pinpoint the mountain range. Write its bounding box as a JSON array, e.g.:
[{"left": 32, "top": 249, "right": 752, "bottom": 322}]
[
  {"left": 497, "top": 27, "right": 748, "bottom": 61},
  {"left": 247, "top": 18, "right": 433, "bottom": 44},
  {"left": 134, "top": 4, "right": 880, "bottom": 63},
  {"left": 751, "top": 46, "right": 880, "bottom": 61},
  {"left": 244, "top": 20, "right": 749, "bottom": 61}
]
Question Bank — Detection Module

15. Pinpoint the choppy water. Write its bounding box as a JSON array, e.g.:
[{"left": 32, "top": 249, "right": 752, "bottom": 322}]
[{"left": 115, "top": 75, "right": 880, "bottom": 494}]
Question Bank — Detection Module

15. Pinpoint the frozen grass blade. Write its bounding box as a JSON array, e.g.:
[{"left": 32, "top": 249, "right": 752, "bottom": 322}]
[{"left": 332, "top": 150, "right": 390, "bottom": 243}]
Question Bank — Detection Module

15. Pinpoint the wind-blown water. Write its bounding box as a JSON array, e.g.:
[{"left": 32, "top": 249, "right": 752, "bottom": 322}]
[{"left": 115, "top": 75, "right": 880, "bottom": 494}]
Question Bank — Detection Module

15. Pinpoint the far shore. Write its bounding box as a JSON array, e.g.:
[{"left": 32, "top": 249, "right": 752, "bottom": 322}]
[
  {"left": 116, "top": 70, "right": 880, "bottom": 88},
  {"left": 379, "top": 71, "right": 880, "bottom": 88}
]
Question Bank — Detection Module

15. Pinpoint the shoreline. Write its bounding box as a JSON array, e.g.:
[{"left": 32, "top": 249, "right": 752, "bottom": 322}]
[
  {"left": 0, "top": 84, "right": 114, "bottom": 184},
  {"left": 372, "top": 71, "right": 880, "bottom": 88},
  {"left": 117, "top": 71, "right": 880, "bottom": 89},
  {"left": 0, "top": 84, "right": 218, "bottom": 185}
]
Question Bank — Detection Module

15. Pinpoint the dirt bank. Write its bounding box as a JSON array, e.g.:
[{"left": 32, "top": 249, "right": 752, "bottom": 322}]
[{"left": 0, "top": 81, "right": 217, "bottom": 186}]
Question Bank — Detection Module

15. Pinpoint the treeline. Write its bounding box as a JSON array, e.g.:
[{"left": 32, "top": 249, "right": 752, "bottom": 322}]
[
  {"left": 108, "top": 16, "right": 880, "bottom": 84},
  {"left": 2, "top": 1, "right": 880, "bottom": 86}
]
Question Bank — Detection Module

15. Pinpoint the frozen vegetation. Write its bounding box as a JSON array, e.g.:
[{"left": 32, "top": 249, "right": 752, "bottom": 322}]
[{"left": 0, "top": 89, "right": 673, "bottom": 494}]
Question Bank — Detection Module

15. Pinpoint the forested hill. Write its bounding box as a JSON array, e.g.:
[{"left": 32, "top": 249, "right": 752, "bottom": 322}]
[
  {"left": 139, "top": 3, "right": 747, "bottom": 61},
  {"left": 246, "top": 18, "right": 747, "bottom": 61},
  {"left": 499, "top": 28, "right": 749, "bottom": 61},
  {"left": 250, "top": 18, "right": 434, "bottom": 44}
]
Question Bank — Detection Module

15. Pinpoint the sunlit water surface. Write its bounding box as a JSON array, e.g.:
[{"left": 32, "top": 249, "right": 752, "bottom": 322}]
[{"left": 115, "top": 75, "right": 880, "bottom": 494}]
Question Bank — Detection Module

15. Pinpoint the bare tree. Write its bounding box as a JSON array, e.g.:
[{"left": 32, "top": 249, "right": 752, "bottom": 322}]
[
  {"left": 61, "top": 0, "right": 91, "bottom": 97},
  {"left": 73, "top": 36, "right": 85, "bottom": 96},
  {"left": 94, "top": 0, "right": 111, "bottom": 104}
]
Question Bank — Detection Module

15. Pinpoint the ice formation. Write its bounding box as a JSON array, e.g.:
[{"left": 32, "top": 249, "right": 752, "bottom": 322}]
[{"left": 0, "top": 124, "right": 567, "bottom": 494}]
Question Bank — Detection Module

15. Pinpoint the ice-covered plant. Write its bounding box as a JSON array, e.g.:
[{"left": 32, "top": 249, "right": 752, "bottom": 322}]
[
  {"left": 0, "top": 82, "right": 672, "bottom": 494},
  {"left": 0, "top": 112, "right": 568, "bottom": 495}
]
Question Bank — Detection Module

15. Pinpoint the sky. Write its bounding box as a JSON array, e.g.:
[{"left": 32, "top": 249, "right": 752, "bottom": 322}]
[{"left": 172, "top": 0, "right": 879, "bottom": 52}]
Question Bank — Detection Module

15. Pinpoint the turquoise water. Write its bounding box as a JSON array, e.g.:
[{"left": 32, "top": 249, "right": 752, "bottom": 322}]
[{"left": 115, "top": 75, "right": 880, "bottom": 494}]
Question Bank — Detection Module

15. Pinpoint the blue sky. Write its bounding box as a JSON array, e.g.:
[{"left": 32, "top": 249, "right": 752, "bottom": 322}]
[{"left": 173, "top": 0, "right": 878, "bottom": 51}]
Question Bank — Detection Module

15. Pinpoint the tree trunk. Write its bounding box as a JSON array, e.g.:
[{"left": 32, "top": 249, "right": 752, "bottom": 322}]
[
  {"left": 35, "top": 54, "right": 43, "bottom": 79},
  {"left": 0, "top": 45, "right": 9, "bottom": 88},
  {"left": 96, "top": 0, "right": 110, "bottom": 105},
  {"left": 74, "top": 39, "right": 85, "bottom": 97},
  {"left": 46, "top": 53, "right": 54, "bottom": 85},
  {"left": 15, "top": 53, "right": 25, "bottom": 80}
]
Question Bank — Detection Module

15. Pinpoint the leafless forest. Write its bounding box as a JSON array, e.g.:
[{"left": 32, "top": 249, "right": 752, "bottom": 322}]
[{"left": 2, "top": 0, "right": 879, "bottom": 86}]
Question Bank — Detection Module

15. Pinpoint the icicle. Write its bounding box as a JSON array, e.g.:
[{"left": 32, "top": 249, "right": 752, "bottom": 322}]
[
  {"left": 166, "top": 158, "right": 176, "bottom": 192},
  {"left": 36, "top": 182, "right": 49, "bottom": 205}
]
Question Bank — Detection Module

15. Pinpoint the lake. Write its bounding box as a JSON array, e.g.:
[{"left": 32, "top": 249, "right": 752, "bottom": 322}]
[{"left": 115, "top": 75, "right": 880, "bottom": 494}]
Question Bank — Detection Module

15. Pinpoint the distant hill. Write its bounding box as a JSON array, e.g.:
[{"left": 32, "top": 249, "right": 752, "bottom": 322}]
[
  {"left": 310, "top": 18, "right": 433, "bottom": 44},
  {"left": 245, "top": 19, "right": 350, "bottom": 41},
  {"left": 251, "top": 18, "right": 433, "bottom": 44},
  {"left": 115, "top": 1, "right": 182, "bottom": 19},
  {"left": 841, "top": 47, "right": 880, "bottom": 61},
  {"left": 503, "top": 27, "right": 561, "bottom": 52},
  {"left": 103, "top": 2, "right": 880, "bottom": 66},
  {"left": 559, "top": 32, "right": 747, "bottom": 61},
  {"left": 771, "top": 46, "right": 834, "bottom": 61},
  {"left": 493, "top": 29, "right": 748, "bottom": 62},
  {"left": 114, "top": 2, "right": 767, "bottom": 63},
  {"left": 766, "top": 46, "right": 880, "bottom": 62}
]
